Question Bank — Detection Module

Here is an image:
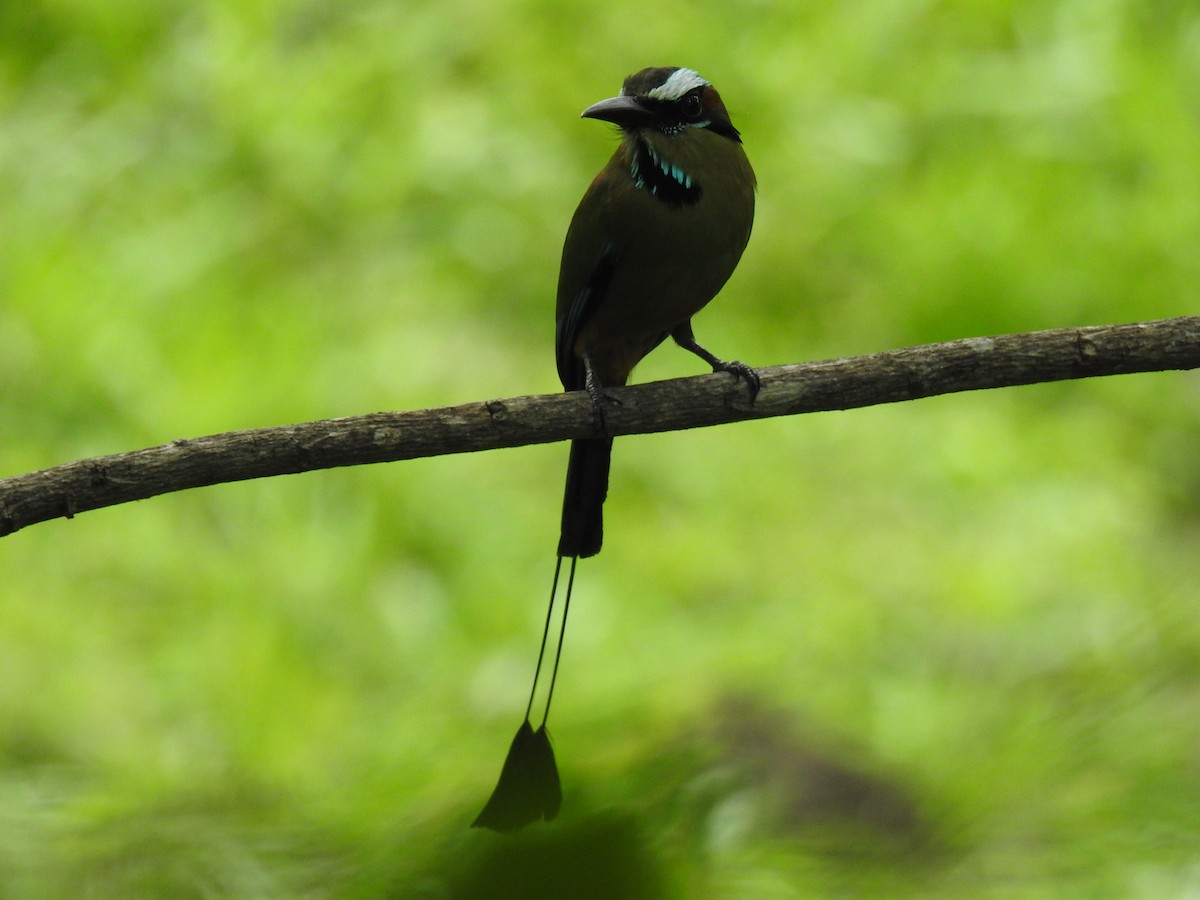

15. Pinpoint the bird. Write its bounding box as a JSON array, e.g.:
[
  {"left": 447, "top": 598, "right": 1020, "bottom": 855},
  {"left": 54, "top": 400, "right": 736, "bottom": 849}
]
[{"left": 473, "top": 66, "right": 758, "bottom": 831}]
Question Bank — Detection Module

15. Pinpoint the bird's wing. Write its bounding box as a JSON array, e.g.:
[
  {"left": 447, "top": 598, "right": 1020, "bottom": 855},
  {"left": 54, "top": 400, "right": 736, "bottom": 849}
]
[{"left": 555, "top": 172, "right": 618, "bottom": 392}]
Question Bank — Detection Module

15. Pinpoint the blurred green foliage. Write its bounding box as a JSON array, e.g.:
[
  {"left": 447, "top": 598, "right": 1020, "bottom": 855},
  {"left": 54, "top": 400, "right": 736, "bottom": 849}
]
[{"left": 2, "top": 0, "right": 1199, "bottom": 895}]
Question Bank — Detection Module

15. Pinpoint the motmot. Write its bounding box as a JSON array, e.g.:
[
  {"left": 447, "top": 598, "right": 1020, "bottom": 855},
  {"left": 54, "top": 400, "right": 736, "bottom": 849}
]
[{"left": 475, "top": 66, "right": 758, "bottom": 831}]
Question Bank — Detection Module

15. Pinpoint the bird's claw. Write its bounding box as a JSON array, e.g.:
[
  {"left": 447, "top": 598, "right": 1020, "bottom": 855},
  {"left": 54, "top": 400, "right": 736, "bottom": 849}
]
[
  {"left": 586, "top": 390, "right": 621, "bottom": 436},
  {"left": 583, "top": 355, "right": 621, "bottom": 436},
  {"left": 715, "top": 359, "right": 761, "bottom": 401}
]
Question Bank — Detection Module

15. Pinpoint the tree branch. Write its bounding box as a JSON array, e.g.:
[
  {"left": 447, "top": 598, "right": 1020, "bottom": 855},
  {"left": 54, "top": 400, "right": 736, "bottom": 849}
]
[{"left": 2, "top": 316, "right": 1197, "bottom": 538}]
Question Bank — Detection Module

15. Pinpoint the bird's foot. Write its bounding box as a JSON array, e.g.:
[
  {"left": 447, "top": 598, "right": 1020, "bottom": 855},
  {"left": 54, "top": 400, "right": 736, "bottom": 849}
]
[
  {"left": 585, "top": 391, "right": 621, "bottom": 436},
  {"left": 670, "top": 324, "right": 760, "bottom": 402},
  {"left": 712, "top": 358, "right": 761, "bottom": 401},
  {"left": 583, "top": 356, "right": 620, "bottom": 436}
]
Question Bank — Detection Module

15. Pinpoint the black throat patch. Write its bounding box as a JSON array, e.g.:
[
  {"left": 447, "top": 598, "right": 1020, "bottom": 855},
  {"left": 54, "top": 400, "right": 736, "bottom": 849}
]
[{"left": 630, "top": 138, "right": 702, "bottom": 208}]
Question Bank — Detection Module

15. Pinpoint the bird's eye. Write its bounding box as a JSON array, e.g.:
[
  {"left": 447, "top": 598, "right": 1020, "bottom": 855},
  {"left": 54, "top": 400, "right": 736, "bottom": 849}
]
[{"left": 680, "top": 93, "right": 704, "bottom": 119}]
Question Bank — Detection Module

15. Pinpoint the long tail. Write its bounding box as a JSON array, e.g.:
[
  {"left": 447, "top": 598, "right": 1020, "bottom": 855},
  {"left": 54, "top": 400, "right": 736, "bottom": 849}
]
[
  {"left": 536, "top": 436, "right": 611, "bottom": 719},
  {"left": 473, "top": 437, "right": 613, "bottom": 831},
  {"left": 531, "top": 436, "right": 612, "bottom": 720},
  {"left": 557, "top": 437, "right": 613, "bottom": 559}
]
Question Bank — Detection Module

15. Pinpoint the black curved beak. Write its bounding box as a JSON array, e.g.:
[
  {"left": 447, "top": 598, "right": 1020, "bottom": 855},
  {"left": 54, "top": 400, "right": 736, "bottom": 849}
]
[{"left": 580, "top": 95, "right": 655, "bottom": 128}]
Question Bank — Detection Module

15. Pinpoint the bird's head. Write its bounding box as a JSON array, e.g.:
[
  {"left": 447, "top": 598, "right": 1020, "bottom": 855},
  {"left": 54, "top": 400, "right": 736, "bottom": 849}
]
[
  {"left": 580, "top": 67, "right": 749, "bottom": 206},
  {"left": 581, "top": 66, "right": 741, "bottom": 143}
]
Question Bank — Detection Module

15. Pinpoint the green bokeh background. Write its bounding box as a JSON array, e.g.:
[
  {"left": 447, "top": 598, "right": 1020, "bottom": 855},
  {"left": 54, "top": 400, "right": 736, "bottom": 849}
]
[{"left": 3, "top": 0, "right": 1199, "bottom": 896}]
